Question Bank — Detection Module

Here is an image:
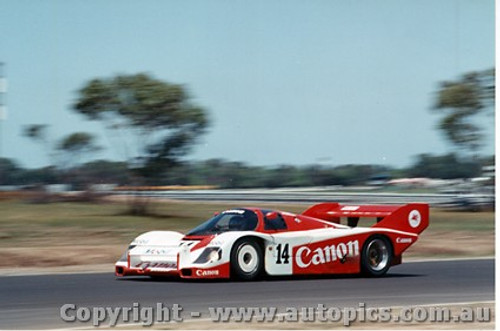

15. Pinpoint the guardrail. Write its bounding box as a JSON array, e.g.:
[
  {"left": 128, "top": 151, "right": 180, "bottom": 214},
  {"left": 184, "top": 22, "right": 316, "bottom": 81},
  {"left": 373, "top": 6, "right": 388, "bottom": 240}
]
[{"left": 112, "top": 189, "right": 494, "bottom": 206}]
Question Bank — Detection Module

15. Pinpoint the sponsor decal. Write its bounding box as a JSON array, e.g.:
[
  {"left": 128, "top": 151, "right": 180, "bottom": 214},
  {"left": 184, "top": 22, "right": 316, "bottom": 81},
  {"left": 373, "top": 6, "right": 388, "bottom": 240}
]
[
  {"left": 276, "top": 243, "right": 290, "bottom": 264},
  {"left": 341, "top": 206, "right": 360, "bottom": 211},
  {"left": 408, "top": 210, "right": 421, "bottom": 228},
  {"left": 144, "top": 248, "right": 171, "bottom": 255},
  {"left": 396, "top": 237, "right": 413, "bottom": 244},
  {"left": 134, "top": 261, "right": 177, "bottom": 269},
  {"left": 222, "top": 209, "right": 245, "bottom": 214},
  {"left": 296, "top": 240, "right": 360, "bottom": 268},
  {"left": 196, "top": 269, "right": 219, "bottom": 277}
]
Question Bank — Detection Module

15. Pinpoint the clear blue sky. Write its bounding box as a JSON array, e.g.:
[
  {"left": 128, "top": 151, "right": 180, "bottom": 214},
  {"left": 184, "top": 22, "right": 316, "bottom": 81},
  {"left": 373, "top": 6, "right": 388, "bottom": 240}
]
[{"left": 0, "top": 0, "right": 495, "bottom": 168}]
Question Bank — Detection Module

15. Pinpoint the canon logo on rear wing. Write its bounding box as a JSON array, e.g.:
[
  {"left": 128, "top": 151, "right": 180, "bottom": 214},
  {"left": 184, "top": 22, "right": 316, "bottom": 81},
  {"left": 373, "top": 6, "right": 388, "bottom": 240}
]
[{"left": 296, "top": 240, "right": 360, "bottom": 268}]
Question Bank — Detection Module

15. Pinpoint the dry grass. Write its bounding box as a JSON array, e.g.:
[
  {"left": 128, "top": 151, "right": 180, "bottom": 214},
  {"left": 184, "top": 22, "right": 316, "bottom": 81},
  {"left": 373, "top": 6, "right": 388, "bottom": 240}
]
[{"left": 0, "top": 199, "right": 494, "bottom": 270}]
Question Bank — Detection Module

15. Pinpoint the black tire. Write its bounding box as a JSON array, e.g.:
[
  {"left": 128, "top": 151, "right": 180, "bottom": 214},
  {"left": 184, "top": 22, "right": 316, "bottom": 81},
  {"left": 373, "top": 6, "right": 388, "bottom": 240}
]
[
  {"left": 230, "top": 238, "right": 263, "bottom": 281},
  {"left": 361, "top": 235, "right": 393, "bottom": 277}
]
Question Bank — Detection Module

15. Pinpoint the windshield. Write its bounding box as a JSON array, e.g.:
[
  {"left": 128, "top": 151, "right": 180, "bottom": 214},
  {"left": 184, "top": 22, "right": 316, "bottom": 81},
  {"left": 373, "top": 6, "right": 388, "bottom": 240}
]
[{"left": 186, "top": 209, "right": 258, "bottom": 236}]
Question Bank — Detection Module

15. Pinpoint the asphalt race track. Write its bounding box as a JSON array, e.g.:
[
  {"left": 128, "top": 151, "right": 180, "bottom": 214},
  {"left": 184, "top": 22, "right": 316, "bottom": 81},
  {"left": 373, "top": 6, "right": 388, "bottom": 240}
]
[{"left": 0, "top": 258, "right": 493, "bottom": 329}]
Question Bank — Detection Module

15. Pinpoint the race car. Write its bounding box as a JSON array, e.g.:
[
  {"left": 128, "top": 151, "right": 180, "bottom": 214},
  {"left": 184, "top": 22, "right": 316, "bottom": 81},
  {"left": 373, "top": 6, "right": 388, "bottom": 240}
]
[{"left": 115, "top": 202, "right": 429, "bottom": 280}]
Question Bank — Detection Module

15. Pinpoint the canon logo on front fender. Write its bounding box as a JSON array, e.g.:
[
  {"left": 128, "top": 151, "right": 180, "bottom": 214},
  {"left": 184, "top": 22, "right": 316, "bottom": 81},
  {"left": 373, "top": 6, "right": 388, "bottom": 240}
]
[
  {"left": 296, "top": 240, "right": 359, "bottom": 268},
  {"left": 195, "top": 269, "right": 219, "bottom": 277},
  {"left": 396, "top": 237, "right": 413, "bottom": 244}
]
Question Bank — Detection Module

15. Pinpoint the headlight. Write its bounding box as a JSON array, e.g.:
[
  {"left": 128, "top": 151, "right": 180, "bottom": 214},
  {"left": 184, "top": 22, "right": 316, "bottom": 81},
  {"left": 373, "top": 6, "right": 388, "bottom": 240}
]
[
  {"left": 208, "top": 249, "right": 220, "bottom": 262},
  {"left": 194, "top": 247, "right": 222, "bottom": 264}
]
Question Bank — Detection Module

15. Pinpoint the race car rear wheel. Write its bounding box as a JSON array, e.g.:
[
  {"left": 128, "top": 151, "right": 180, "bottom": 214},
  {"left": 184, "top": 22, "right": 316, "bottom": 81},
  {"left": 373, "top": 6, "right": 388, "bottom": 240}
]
[
  {"left": 361, "top": 236, "right": 392, "bottom": 277},
  {"left": 230, "top": 239, "right": 263, "bottom": 280}
]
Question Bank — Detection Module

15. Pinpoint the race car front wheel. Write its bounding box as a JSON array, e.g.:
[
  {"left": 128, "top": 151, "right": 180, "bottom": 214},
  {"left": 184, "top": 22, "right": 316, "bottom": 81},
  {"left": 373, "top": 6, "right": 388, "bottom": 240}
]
[
  {"left": 361, "top": 236, "right": 392, "bottom": 277},
  {"left": 230, "top": 239, "right": 263, "bottom": 280}
]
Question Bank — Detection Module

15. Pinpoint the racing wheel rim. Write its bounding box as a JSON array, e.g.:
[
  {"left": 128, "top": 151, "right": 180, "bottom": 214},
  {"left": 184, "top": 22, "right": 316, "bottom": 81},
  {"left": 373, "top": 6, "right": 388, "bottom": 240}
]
[
  {"left": 366, "top": 238, "right": 389, "bottom": 271},
  {"left": 237, "top": 244, "right": 259, "bottom": 274}
]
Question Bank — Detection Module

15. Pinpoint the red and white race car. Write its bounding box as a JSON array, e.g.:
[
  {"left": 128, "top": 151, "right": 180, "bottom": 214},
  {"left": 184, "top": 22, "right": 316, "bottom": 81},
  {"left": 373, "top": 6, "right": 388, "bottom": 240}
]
[{"left": 115, "top": 203, "right": 428, "bottom": 280}]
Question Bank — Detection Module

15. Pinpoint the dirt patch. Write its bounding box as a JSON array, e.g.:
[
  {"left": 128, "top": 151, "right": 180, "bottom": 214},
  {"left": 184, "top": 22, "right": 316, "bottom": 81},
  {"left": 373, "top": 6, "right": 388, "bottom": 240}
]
[
  {"left": 404, "top": 231, "right": 494, "bottom": 259},
  {"left": 0, "top": 245, "right": 123, "bottom": 268}
]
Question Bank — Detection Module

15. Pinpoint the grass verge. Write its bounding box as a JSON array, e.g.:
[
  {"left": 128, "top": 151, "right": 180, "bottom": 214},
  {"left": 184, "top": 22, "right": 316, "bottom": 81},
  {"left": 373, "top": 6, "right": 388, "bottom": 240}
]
[{"left": 0, "top": 199, "right": 494, "bottom": 269}]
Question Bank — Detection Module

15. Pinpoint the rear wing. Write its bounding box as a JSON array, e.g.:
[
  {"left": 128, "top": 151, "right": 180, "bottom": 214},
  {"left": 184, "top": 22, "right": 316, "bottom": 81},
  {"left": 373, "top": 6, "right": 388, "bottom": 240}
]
[{"left": 302, "top": 202, "right": 429, "bottom": 234}]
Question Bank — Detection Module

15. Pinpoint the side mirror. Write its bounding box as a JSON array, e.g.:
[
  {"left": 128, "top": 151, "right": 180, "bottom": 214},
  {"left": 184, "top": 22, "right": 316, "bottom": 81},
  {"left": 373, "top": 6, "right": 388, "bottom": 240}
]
[{"left": 265, "top": 211, "right": 278, "bottom": 220}]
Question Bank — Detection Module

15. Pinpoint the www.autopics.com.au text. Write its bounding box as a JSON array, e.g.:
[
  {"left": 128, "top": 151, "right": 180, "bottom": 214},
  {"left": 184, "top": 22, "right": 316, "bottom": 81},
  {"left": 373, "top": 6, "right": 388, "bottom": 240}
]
[{"left": 60, "top": 302, "right": 491, "bottom": 327}]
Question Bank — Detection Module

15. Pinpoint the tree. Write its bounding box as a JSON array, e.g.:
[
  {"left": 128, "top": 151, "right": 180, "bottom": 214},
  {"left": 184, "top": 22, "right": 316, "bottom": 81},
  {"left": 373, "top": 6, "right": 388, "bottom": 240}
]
[
  {"left": 407, "top": 153, "right": 481, "bottom": 179},
  {"left": 23, "top": 124, "right": 48, "bottom": 141},
  {"left": 23, "top": 125, "right": 101, "bottom": 170},
  {"left": 433, "top": 68, "right": 494, "bottom": 154},
  {"left": 73, "top": 73, "right": 210, "bottom": 214},
  {"left": 57, "top": 132, "right": 101, "bottom": 169},
  {"left": 77, "top": 160, "right": 129, "bottom": 185},
  {"left": 22, "top": 124, "right": 52, "bottom": 164},
  {"left": 0, "top": 158, "right": 23, "bottom": 185}
]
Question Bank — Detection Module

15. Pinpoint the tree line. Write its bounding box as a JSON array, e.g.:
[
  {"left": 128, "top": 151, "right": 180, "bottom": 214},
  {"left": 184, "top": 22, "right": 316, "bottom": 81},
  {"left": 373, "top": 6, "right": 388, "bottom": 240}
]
[
  {"left": 0, "top": 153, "right": 492, "bottom": 189},
  {"left": 0, "top": 68, "right": 493, "bottom": 214}
]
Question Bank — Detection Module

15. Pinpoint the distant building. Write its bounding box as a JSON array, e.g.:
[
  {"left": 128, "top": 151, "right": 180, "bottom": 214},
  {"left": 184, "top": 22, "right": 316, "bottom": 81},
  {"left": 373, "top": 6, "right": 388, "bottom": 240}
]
[{"left": 366, "top": 173, "right": 391, "bottom": 186}]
